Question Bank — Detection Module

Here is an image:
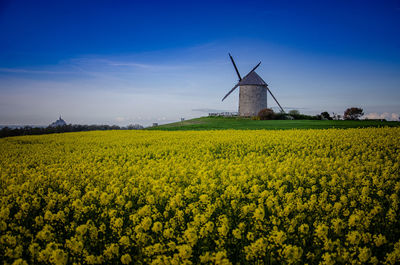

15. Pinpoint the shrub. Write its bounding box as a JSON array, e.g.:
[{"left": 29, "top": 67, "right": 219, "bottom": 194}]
[
  {"left": 289, "top": 113, "right": 320, "bottom": 120},
  {"left": 274, "top": 112, "right": 289, "bottom": 120},
  {"left": 258, "top": 108, "right": 275, "bottom": 120}
]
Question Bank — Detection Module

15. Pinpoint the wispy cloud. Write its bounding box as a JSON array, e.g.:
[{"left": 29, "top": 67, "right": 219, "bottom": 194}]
[
  {"left": 106, "top": 62, "right": 153, "bottom": 68},
  {"left": 67, "top": 57, "right": 191, "bottom": 71},
  {"left": 0, "top": 68, "right": 73, "bottom": 74},
  {"left": 0, "top": 55, "right": 193, "bottom": 77}
]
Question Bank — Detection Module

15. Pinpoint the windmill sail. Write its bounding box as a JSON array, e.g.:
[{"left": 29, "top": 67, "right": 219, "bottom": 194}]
[
  {"left": 266, "top": 87, "right": 285, "bottom": 112},
  {"left": 222, "top": 84, "right": 239, "bottom": 101},
  {"left": 229, "top": 53, "right": 242, "bottom": 81},
  {"left": 243, "top": 62, "right": 261, "bottom": 79}
]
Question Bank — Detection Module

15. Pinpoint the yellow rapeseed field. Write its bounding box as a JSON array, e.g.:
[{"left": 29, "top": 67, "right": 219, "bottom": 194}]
[{"left": 1, "top": 128, "right": 400, "bottom": 265}]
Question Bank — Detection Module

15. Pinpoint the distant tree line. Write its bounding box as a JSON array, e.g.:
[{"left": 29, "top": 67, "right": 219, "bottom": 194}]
[
  {"left": 258, "top": 107, "right": 386, "bottom": 121},
  {"left": 0, "top": 124, "right": 144, "bottom": 138},
  {"left": 257, "top": 109, "right": 330, "bottom": 120}
]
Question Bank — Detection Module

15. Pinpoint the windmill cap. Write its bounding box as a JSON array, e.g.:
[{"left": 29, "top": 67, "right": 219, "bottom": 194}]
[{"left": 238, "top": 71, "right": 267, "bottom": 86}]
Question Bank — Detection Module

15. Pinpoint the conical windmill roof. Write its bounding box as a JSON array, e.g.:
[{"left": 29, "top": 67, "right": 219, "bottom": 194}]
[{"left": 238, "top": 71, "right": 267, "bottom": 86}]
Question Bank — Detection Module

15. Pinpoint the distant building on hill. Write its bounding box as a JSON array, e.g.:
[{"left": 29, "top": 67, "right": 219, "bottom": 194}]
[{"left": 49, "top": 116, "right": 67, "bottom": 127}]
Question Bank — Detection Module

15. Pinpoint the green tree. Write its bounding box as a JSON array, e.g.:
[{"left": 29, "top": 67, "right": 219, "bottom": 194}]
[
  {"left": 344, "top": 107, "right": 364, "bottom": 120},
  {"left": 321, "top": 111, "right": 333, "bottom": 120}
]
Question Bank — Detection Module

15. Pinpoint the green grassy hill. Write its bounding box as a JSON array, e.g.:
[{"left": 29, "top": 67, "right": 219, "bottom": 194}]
[{"left": 147, "top": 116, "right": 400, "bottom": 130}]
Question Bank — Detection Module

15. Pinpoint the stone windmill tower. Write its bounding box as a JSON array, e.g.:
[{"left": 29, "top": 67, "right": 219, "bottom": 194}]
[{"left": 222, "top": 54, "right": 284, "bottom": 116}]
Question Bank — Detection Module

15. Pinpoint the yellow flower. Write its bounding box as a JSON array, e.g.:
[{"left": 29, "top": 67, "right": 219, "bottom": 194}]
[
  {"left": 321, "top": 252, "right": 335, "bottom": 265},
  {"left": 76, "top": 224, "right": 87, "bottom": 236},
  {"left": 348, "top": 213, "right": 361, "bottom": 227},
  {"left": 103, "top": 243, "right": 119, "bottom": 260},
  {"left": 184, "top": 227, "right": 198, "bottom": 246},
  {"left": 270, "top": 230, "right": 286, "bottom": 245},
  {"left": 253, "top": 207, "right": 265, "bottom": 221},
  {"left": 346, "top": 231, "right": 361, "bottom": 245},
  {"left": 298, "top": 224, "right": 309, "bottom": 234},
  {"left": 232, "top": 228, "right": 241, "bottom": 239},
  {"left": 141, "top": 217, "right": 152, "bottom": 231},
  {"left": 373, "top": 234, "right": 387, "bottom": 247},
  {"left": 152, "top": 221, "right": 163, "bottom": 233},
  {"left": 315, "top": 224, "right": 329, "bottom": 240},
  {"left": 177, "top": 244, "right": 192, "bottom": 260},
  {"left": 11, "top": 259, "right": 28, "bottom": 265},
  {"left": 282, "top": 245, "right": 303, "bottom": 264},
  {"left": 49, "top": 249, "right": 68, "bottom": 265},
  {"left": 121, "top": 254, "right": 132, "bottom": 264},
  {"left": 119, "top": 236, "right": 130, "bottom": 247},
  {"left": 358, "top": 247, "right": 371, "bottom": 263}
]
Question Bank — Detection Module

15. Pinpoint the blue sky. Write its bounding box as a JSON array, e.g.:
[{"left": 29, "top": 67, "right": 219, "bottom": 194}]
[{"left": 0, "top": 0, "right": 399, "bottom": 125}]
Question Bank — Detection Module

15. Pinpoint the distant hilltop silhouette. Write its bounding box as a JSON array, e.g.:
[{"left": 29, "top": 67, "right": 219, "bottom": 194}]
[{"left": 49, "top": 116, "right": 67, "bottom": 127}]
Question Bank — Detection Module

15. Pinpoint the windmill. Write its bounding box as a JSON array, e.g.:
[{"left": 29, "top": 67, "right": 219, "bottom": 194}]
[{"left": 222, "top": 53, "right": 284, "bottom": 116}]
